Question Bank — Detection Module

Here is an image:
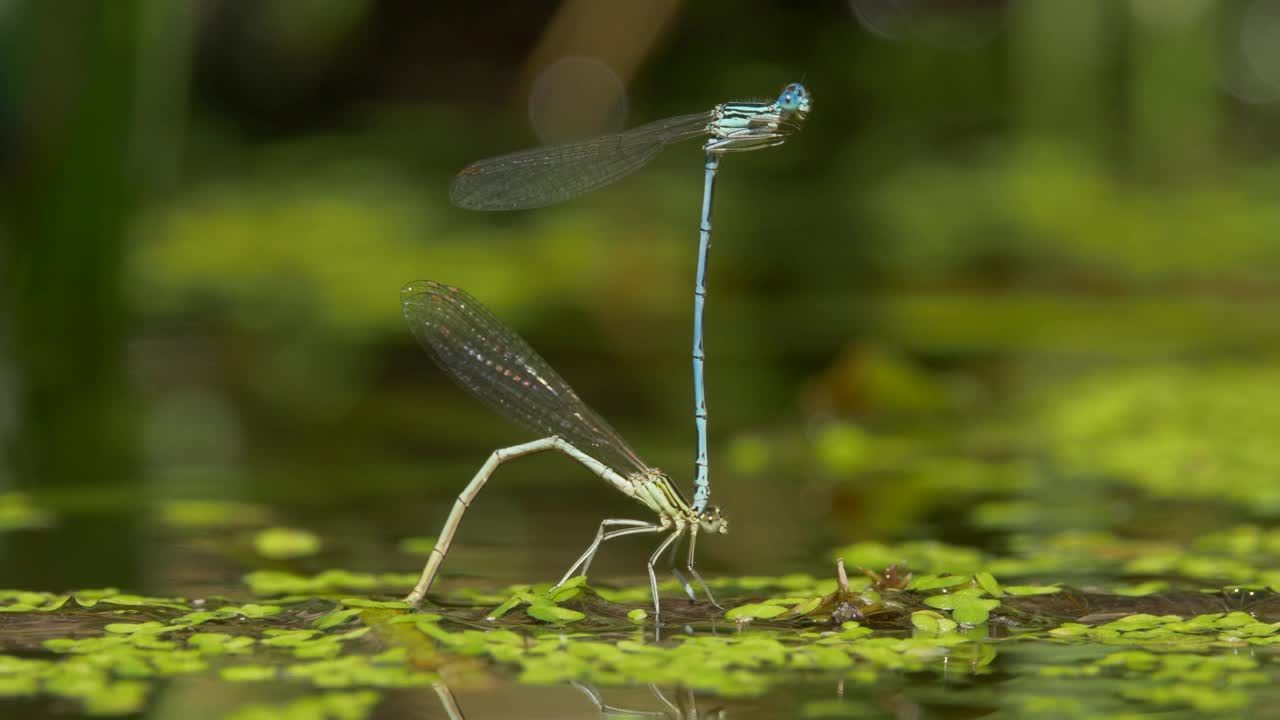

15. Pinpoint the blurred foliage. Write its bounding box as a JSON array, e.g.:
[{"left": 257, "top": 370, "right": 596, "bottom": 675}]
[
  {"left": 253, "top": 527, "right": 322, "bottom": 559},
  {"left": 1039, "top": 361, "right": 1280, "bottom": 513},
  {"left": 0, "top": 492, "right": 51, "bottom": 530},
  {"left": 871, "top": 142, "right": 1280, "bottom": 281}
]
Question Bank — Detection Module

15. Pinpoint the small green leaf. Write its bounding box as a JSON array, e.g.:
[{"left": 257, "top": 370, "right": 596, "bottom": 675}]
[
  {"left": 171, "top": 611, "right": 218, "bottom": 627},
  {"left": 1048, "top": 623, "right": 1090, "bottom": 638},
  {"left": 1004, "top": 585, "right": 1061, "bottom": 596},
  {"left": 99, "top": 594, "right": 189, "bottom": 610},
  {"left": 216, "top": 603, "right": 283, "bottom": 619},
  {"left": 725, "top": 603, "right": 790, "bottom": 621},
  {"left": 626, "top": 608, "right": 648, "bottom": 623},
  {"left": 526, "top": 603, "right": 585, "bottom": 623},
  {"left": 332, "top": 627, "right": 371, "bottom": 641},
  {"left": 974, "top": 572, "right": 1003, "bottom": 597},
  {"left": 554, "top": 576, "right": 589, "bottom": 592},
  {"left": 261, "top": 630, "right": 320, "bottom": 647},
  {"left": 292, "top": 641, "right": 344, "bottom": 659},
  {"left": 952, "top": 601, "right": 998, "bottom": 626},
  {"left": 549, "top": 586, "right": 581, "bottom": 603},
  {"left": 188, "top": 633, "right": 255, "bottom": 655},
  {"left": 71, "top": 588, "right": 120, "bottom": 607},
  {"left": 487, "top": 592, "right": 529, "bottom": 621},
  {"left": 1104, "top": 614, "right": 1178, "bottom": 632},
  {"left": 788, "top": 596, "right": 824, "bottom": 616},
  {"left": 313, "top": 608, "right": 363, "bottom": 630},
  {"left": 340, "top": 597, "right": 411, "bottom": 609},
  {"left": 105, "top": 622, "right": 168, "bottom": 635},
  {"left": 923, "top": 593, "right": 965, "bottom": 610},
  {"left": 908, "top": 574, "right": 971, "bottom": 592},
  {"left": 912, "top": 610, "right": 958, "bottom": 633}
]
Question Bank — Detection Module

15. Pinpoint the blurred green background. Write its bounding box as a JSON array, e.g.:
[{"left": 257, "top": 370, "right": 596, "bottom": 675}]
[{"left": 2, "top": 0, "right": 1280, "bottom": 598}]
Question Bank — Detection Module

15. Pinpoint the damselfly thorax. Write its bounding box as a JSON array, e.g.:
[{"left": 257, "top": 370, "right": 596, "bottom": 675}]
[{"left": 628, "top": 467, "right": 728, "bottom": 535}]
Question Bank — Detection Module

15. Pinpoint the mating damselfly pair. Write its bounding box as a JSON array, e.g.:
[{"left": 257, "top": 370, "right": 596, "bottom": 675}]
[{"left": 404, "top": 82, "right": 811, "bottom": 623}]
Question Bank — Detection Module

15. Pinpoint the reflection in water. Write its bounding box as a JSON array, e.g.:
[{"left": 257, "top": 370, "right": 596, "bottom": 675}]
[
  {"left": 435, "top": 681, "right": 465, "bottom": 720},
  {"left": 575, "top": 682, "right": 725, "bottom": 719},
  {"left": 432, "top": 679, "right": 727, "bottom": 719},
  {"left": 429, "top": 678, "right": 930, "bottom": 719},
  {"left": 424, "top": 671, "right": 947, "bottom": 717}
]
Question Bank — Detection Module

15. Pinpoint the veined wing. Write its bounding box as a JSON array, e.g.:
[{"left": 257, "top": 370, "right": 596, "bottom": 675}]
[
  {"left": 402, "top": 280, "right": 650, "bottom": 476},
  {"left": 449, "top": 112, "right": 711, "bottom": 211}
]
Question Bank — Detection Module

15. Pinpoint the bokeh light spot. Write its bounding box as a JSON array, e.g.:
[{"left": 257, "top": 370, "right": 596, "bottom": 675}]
[{"left": 528, "top": 56, "right": 628, "bottom": 146}]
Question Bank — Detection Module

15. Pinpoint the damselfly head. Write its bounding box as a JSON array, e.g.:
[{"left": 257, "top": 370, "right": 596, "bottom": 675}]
[
  {"left": 699, "top": 506, "right": 729, "bottom": 534},
  {"left": 777, "top": 83, "right": 811, "bottom": 117}
]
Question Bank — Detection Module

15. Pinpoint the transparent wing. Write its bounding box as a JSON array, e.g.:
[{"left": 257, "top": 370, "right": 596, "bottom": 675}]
[
  {"left": 402, "top": 280, "right": 650, "bottom": 475},
  {"left": 449, "top": 112, "right": 712, "bottom": 211}
]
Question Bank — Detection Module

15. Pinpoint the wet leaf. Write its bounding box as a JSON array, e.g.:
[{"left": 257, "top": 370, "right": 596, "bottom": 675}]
[
  {"left": 911, "top": 610, "right": 958, "bottom": 634},
  {"left": 314, "top": 607, "right": 364, "bottom": 630},
  {"left": 726, "top": 603, "right": 790, "bottom": 621},
  {"left": 1003, "top": 585, "right": 1061, "bottom": 596},
  {"left": 339, "top": 598, "right": 411, "bottom": 610},
  {"left": 974, "top": 572, "right": 1003, "bottom": 597},
  {"left": 526, "top": 603, "right": 585, "bottom": 623}
]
